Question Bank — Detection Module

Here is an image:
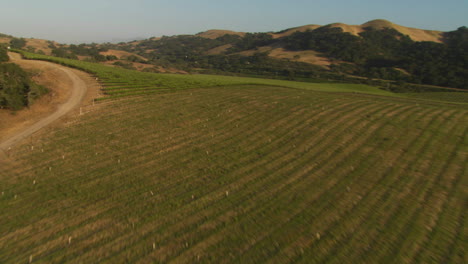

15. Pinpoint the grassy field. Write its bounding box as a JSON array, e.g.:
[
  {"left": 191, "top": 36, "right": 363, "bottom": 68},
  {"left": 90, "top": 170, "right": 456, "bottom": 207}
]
[
  {"left": 16, "top": 50, "right": 468, "bottom": 106},
  {"left": 404, "top": 92, "right": 468, "bottom": 105},
  {"left": 1, "top": 82, "right": 466, "bottom": 263},
  {"left": 15, "top": 50, "right": 398, "bottom": 99}
]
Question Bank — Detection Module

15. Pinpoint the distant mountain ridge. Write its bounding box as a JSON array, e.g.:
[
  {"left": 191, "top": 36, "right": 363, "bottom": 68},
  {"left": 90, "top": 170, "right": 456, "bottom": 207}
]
[
  {"left": 111, "top": 20, "right": 468, "bottom": 90},
  {"left": 1, "top": 19, "right": 466, "bottom": 90},
  {"left": 0, "top": 19, "right": 448, "bottom": 56},
  {"left": 195, "top": 19, "right": 444, "bottom": 43}
]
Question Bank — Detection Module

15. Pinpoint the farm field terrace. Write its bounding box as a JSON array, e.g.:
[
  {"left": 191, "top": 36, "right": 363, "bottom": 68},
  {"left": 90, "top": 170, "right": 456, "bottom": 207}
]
[
  {"left": 15, "top": 50, "right": 398, "bottom": 99},
  {"left": 1, "top": 84, "right": 467, "bottom": 263},
  {"left": 15, "top": 50, "right": 468, "bottom": 105}
]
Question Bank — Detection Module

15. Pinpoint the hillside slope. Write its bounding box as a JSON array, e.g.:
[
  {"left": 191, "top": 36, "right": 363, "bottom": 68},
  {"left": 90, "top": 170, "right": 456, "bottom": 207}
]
[
  {"left": 326, "top": 19, "right": 443, "bottom": 42},
  {"left": 0, "top": 36, "right": 60, "bottom": 55},
  {"left": 197, "top": 20, "right": 444, "bottom": 43},
  {"left": 4, "top": 20, "right": 467, "bottom": 90},
  {"left": 197, "top": 29, "right": 246, "bottom": 39},
  {"left": 1, "top": 85, "right": 466, "bottom": 263},
  {"left": 0, "top": 52, "right": 94, "bottom": 151},
  {"left": 126, "top": 23, "right": 468, "bottom": 89},
  {"left": 361, "top": 19, "right": 443, "bottom": 42}
]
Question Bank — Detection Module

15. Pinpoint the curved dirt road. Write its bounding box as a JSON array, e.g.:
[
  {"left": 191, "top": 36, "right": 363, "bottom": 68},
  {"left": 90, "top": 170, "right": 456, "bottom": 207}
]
[{"left": 0, "top": 53, "right": 88, "bottom": 151}]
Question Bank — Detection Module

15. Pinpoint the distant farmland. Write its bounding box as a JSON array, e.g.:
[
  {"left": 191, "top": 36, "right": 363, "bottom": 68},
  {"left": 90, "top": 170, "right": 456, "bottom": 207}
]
[{"left": 1, "top": 81, "right": 466, "bottom": 263}]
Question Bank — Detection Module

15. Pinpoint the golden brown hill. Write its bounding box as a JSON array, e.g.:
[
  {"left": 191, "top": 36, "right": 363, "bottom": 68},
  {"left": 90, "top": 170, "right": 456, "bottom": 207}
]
[
  {"left": 327, "top": 19, "right": 443, "bottom": 42},
  {"left": 235, "top": 45, "right": 331, "bottom": 68},
  {"left": 197, "top": 30, "right": 245, "bottom": 39},
  {"left": 99, "top": 49, "right": 147, "bottom": 61},
  {"left": 271, "top": 25, "right": 322, "bottom": 38},
  {"left": 201, "top": 19, "right": 446, "bottom": 69},
  {"left": 328, "top": 23, "right": 365, "bottom": 36},
  {"left": 266, "top": 19, "right": 443, "bottom": 43},
  {"left": 362, "top": 19, "right": 443, "bottom": 42},
  {"left": 0, "top": 37, "right": 60, "bottom": 55}
]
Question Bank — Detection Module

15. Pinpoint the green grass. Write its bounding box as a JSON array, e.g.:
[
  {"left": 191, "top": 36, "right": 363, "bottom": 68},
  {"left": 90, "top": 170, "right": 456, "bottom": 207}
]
[
  {"left": 1, "top": 85, "right": 466, "bottom": 263},
  {"left": 14, "top": 50, "right": 468, "bottom": 106},
  {"left": 14, "top": 50, "right": 397, "bottom": 99},
  {"left": 403, "top": 92, "right": 468, "bottom": 104}
]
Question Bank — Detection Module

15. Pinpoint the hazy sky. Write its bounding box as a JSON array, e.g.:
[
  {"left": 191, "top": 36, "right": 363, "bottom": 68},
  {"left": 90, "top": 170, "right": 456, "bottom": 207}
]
[{"left": 1, "top": 0, "right": 467, "bottom": 44}]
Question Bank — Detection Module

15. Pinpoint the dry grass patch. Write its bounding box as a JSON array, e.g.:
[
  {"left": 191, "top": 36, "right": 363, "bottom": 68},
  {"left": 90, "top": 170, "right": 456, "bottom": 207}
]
[{"left": 197, "top": 30, "right": 246, "bottom": 39}]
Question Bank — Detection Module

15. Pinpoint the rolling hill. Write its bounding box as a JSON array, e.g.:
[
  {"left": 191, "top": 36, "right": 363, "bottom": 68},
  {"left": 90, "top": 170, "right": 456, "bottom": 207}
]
[
  {"left": 125, "top": 21, "right": 467, "bottom": 90},
  {"left": 0, "top": 35, "right": 60, "bottom": 55},
  {"left": 0, "top": 25, "right": 467, "bottom": 262},
  {"left": 178, "top": 19, "right": 445, "bottom": 69},
  {"left": 1, "top": 57, "right": 466, "bottom": 262},
  {"left": 196, "top": 19, "right": 444, "bottom": 43},
  {"left": 196, "top": 29, "right": 246, "bottom": 39},
  {"left": 2, "top": 19, "right": 466, "bottom": 90},
  {"left": 324, "top": 19, "right": 443, "bottom": 42}
]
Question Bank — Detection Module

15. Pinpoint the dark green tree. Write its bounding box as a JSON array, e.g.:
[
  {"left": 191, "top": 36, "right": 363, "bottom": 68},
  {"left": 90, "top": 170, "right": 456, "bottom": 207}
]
[
  {"left": 10, "top": 38, "right": 27, "bottom": 49},
  {"left": 0, "top": 63, "right": 48, "bottom": 110},
  {"left": 0, "top": 46, "right": 8, "bottom": 62}
]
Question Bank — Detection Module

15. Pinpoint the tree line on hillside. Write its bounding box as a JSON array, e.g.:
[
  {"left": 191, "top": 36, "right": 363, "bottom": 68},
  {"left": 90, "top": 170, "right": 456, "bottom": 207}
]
[
  {"left": 48, "top": 43, "right": 120, "bottom": 62},
  {"left": 10, "top": 25, "right": 467, "bottom": 90},
  {"left": 0, "top": 45, "right": 8, "bottom": 62},
  {"left": 116, "top": 34, "right": 329, "bottom": 78},
  {"left": 187, "top": 52, "right": 328, "bottom": 79},
  {"left": 120, "top": 27, "right": 468, "bottom": 89},
  {"left": 282, "top": 26, "right": 468, "bottom": 89}
]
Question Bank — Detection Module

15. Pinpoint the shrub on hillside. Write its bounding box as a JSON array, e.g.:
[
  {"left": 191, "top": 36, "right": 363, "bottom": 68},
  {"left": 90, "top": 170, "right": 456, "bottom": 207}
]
[
  {"left": 0, "top": 63, "right": 48, "bottom": 110},
  {"left": 0, "top": 46, "right": 8, "bottom": 62},
  {"left": 10, "top": 38, "right": 26, "bottom": 49}
]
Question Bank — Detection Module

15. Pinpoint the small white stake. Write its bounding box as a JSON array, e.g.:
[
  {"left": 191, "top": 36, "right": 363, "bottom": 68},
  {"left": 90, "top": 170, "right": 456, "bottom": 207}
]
[
  {"left": 225, "top": 191, "right": 229, "bottom": 197},
  {"left": 153, "top": 242, "right": 156, "bottom": 250},
  {"left": 68, "top": 236, "right": 72, "bottom": 245},
  {"left": 29, "top": 254, "right": 33, "bottom": 263}
]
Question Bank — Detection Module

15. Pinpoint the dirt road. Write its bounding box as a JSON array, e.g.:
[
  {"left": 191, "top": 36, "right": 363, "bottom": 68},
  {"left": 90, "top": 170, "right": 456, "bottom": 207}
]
[{"left": 0, "top": 53, "right": 89, "bottom": 152}]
